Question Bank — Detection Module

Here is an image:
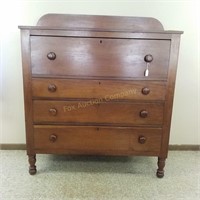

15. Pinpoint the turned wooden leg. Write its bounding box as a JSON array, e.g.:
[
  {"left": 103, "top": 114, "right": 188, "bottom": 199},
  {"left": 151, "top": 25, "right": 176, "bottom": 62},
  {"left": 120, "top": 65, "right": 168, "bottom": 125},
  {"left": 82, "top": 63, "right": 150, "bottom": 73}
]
[
  {"left": 156, "top": 157, "right": 166, "bottom": 178},
  {"left": 28, "top": 155, "right": 37, "bottom": 175}
]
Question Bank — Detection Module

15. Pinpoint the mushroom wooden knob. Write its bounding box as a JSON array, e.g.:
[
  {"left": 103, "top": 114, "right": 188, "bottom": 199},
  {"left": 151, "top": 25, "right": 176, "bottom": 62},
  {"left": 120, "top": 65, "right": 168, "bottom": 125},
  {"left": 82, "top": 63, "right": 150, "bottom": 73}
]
[
  {"left": 141, "top": 87, "right": 150, "bottom": 95},
  {"left": 138, "top": 136, "right": 146, "bottom": 144},
  {"left": 49, "top": 134, "right": 57, "bottom": 142},
  {"left": 49, "top": 108, "right": 57, "bottom": 116},
  {"left": 47, "top": 52, "right": 56, "bottom": 60},
  {"left": 48, "top": 84, "right": 57, "bottom": 92},
  {"left": 144, "top": 54, "right": 153, "bottom": 63},
  {"left": 140, "top": 110, "right": 148, "bottom": 118}
]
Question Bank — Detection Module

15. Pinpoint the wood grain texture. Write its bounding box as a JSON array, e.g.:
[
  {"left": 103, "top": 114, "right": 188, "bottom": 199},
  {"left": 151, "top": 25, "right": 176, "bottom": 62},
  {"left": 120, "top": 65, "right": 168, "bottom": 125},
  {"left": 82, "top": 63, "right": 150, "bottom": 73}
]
[
  {"left": 34, "top": 125, "right": 162, "bottom": 155},
  {"left": 31, "top": 36, "right": 170, "bottom": 79},
  {"left": 160, "top": 34, "right": 182, "bottom": 158},
  {"left": 19, "top": 14, "right": 183, "bottom": 176},
  {"left": 20, "top": 30, "right": 35, "bottom": 156},
  {"left": 36, "top": 14, "right": 164, "bottom": 31},
  {"left": 32, "top": 78, "right": 167, "bottom": 100},
  {"left": 33, "top": 100, "right": 164, "bottom": 125}
]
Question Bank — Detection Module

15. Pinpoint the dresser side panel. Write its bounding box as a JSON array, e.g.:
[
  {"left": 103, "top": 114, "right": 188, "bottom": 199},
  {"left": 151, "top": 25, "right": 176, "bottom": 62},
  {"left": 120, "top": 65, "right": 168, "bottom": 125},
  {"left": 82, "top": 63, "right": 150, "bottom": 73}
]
[
  {"left": 160, "top": 34, "right": 182, "bottom": 157},
  {"left": 20, "top": 30, "right": 34, "bottom": 155}
]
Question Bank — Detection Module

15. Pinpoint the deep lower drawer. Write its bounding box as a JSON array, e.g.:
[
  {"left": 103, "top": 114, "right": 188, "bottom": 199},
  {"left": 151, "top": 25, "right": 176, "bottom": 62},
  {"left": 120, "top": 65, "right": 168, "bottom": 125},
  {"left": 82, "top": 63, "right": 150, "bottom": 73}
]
[
  {"left": 33, "top": 100, "right": 164, "bottom": 125},
  {"left": 34, "top": 125, "right": 162, "bottom": 155},
  {"left": 32, "top": 78, "right": 166, "bottom": 100},
  {"left": 31, "top": 36, "right": 170, "bottom": 79}
]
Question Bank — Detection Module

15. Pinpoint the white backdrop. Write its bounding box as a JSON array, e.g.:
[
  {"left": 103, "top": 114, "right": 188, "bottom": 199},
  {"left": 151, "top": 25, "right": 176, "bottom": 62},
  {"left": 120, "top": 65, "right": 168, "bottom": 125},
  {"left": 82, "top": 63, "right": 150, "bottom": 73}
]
[{"left": 0, "top": 0, "right": 199, "bottom": 144}]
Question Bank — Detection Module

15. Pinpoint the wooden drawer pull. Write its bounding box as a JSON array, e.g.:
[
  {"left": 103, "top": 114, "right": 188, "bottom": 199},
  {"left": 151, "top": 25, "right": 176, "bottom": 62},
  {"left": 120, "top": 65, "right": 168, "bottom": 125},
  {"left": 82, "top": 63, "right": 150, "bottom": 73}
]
[
  {"left": 47, "top": 52, "right": 56, "bottom": 60},
  {"left": 138, "top": 136, "right": 146, "bottom": 144},
  {"left": 49, "top": 108, "right": 57, "bottom": 116},
  {"left": 48, "top": 84, "right": 57, "bottom": 92},
  {"left": 140, "top": 110, "right": 148, "bottom": 118},
  {"left": 141, "top": 87, "right": 150, "bottom": 95},
  {"left": 49, "top": 134, "right": 57, "bottom": 142},
  {"left": 144, "top": 54, "right": 153, "bottom": 63}
]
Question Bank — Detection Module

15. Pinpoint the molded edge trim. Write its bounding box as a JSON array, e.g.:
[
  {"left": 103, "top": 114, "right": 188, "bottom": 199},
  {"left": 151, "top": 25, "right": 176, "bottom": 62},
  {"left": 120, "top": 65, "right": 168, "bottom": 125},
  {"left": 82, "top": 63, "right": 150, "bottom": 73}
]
[{"left": 0, "top": 144, "right": 199, "bottom": 151}]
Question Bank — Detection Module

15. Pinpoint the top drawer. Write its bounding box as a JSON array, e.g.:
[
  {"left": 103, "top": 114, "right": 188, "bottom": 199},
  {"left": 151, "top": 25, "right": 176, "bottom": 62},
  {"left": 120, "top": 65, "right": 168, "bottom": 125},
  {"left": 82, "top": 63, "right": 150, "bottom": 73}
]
[{"left": 31, "top": 36, "right": 170, "bottom": 79}]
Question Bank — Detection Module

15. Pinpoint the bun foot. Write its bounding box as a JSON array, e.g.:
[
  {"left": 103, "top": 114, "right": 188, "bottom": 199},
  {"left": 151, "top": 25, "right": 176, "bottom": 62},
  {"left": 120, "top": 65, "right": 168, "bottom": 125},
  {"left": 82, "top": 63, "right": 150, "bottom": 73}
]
[
  {"left": 156, "top": 157, "right": 166, "bottom": 178},
  {"left": 29, "top": 167, "right": 37, "bottom": 175},
  {"left": 156, "top": 170, "right": 164, "bottom": 178}
]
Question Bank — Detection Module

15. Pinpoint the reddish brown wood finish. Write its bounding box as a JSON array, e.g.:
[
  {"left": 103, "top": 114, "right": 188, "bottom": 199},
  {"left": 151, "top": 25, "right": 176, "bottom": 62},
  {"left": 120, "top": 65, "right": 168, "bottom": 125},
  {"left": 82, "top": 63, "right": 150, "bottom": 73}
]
[
  {"left": 31, "top": 36, "right": 170, "bottom": 78},
  {"left": 32, "top": 78, "right": 166, "bottom": 100},
  {"left": 19, "top": 14, "right": 183, "bottom": 177},
  {"left": 157, "top": 157, "right": 166, "bottom": 178},
  {"left": 28, "top": 155, "right": 37, "bottom": 175},
  {"left": 37, "top": 14, "right": 164, "bottom": 31},
  {"left": 33, "top": 100, "right": 164, "bottom": 125},
  {"left": 34, "top": 125, "right": 162, "bottom": 155}
]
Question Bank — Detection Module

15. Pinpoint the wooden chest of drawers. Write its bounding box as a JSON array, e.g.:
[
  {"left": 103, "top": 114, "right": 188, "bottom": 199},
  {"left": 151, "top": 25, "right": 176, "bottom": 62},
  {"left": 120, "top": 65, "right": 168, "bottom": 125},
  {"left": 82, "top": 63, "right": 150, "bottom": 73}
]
[{"left": 19, "top": 14, "right": 183, "bottom": 177}]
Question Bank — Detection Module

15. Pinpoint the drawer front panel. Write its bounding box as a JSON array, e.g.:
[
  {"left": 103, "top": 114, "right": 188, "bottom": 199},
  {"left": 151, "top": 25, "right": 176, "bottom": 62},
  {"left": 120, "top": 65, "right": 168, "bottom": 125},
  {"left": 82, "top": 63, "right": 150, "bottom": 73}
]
[
  {"left": 34, "top": 125, "right": 162, "bottom": 154},
  {"left": 31, "top": 36, "right": 170, "bottom": 79},
  {"left": 32, "top": 78, "right": 166, "bottom": 100},
  {"left": 33, "top": 100, "right": 164, "bottom": 125}
]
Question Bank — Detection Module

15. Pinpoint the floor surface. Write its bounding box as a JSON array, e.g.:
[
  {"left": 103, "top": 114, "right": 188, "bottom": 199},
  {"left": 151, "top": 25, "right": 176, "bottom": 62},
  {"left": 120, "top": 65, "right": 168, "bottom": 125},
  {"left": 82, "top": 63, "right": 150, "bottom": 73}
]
[{"left": 0, "top": 150, "right": 199, "bottom": 200}]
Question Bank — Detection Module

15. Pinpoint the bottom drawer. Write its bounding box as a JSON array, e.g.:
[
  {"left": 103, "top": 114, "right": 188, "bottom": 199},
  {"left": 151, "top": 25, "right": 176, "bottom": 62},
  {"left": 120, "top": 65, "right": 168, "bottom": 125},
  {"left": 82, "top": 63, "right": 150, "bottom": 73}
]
[{"left": 34, "top": 126, "right": 162, "bottom": 155}]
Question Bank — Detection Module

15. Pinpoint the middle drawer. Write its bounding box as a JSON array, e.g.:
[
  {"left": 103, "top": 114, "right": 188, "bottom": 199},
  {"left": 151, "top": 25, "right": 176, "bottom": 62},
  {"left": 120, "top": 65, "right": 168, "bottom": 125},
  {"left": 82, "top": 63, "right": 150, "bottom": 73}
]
[
  {"left": 33, "top": 100, "right": 164, "bottom": 125},
  {"left": 32, "top": 78, "right": 166, "bottom": 100}
]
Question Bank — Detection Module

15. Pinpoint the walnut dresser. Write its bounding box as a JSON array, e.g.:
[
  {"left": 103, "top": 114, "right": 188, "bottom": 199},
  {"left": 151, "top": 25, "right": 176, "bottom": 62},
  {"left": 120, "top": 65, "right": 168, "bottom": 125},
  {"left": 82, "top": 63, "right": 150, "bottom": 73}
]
[{"left": 19, "top": 14, "right": 183, "bottom": 177}]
